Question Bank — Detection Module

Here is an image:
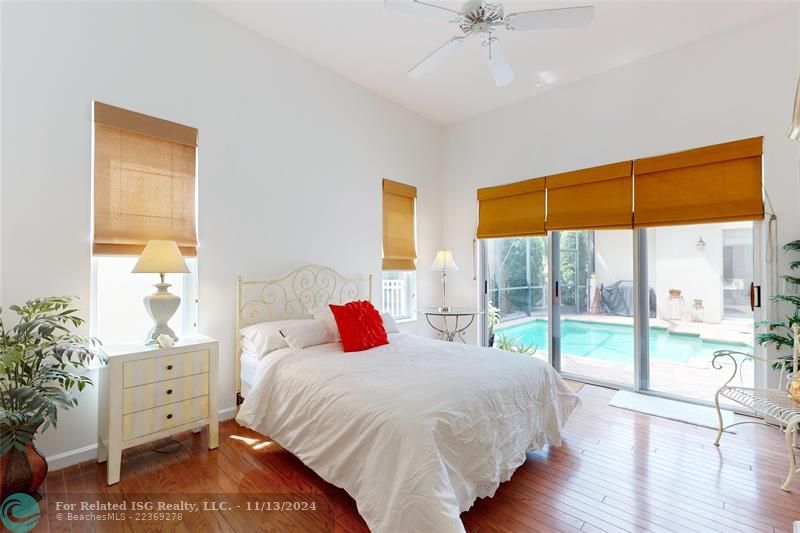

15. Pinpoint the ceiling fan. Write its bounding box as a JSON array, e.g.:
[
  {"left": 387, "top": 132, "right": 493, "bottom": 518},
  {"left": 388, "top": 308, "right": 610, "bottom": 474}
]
[{"left": 385, "top": 0, "right": 595, "bottom": 86}]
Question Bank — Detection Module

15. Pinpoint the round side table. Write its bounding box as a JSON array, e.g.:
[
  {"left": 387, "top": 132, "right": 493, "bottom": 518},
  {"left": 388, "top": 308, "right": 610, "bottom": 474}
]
[{"left": 419, "top": 307, "right": 481, "bottom": 342}]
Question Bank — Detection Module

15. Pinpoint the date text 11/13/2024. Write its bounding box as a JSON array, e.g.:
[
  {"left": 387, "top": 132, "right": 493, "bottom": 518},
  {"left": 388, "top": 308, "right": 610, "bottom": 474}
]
[{"left": 53, "top": 499, "right": 319, "bottom": 513}]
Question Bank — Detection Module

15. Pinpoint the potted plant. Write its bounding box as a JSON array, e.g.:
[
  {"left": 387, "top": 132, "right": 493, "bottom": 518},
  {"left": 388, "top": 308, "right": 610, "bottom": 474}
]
[
  {"left": 494, "top": 332, "right": 538, "bottom": 356},
  {"left": 487, "top": 301, "right": 501, "bottom": 347},
  {"left": 0, "top": 296, "right": 104, "bottom": 500},
  {"left": 757, "top": 240, "right": 800, "bottom": 372}
]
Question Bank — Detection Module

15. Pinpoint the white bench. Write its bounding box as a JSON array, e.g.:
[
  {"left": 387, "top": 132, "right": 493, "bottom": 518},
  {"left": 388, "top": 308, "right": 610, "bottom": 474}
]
[{"left": 713, "top": 350, "right": 799, "bottom": 491}]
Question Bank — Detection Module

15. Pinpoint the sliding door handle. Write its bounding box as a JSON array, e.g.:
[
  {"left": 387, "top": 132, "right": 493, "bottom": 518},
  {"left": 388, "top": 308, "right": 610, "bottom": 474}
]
[
  {"left": 750, "top": 282, "right": 762, "bottom": 311},
  {"left": 555, "top": 281, "right": 560, "bottom": 299}
]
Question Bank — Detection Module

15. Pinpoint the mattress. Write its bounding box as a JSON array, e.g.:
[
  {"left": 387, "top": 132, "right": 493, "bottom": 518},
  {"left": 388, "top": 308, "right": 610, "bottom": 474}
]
[{"left": 236, "top": 332, "right": 579, "bottom": 533}]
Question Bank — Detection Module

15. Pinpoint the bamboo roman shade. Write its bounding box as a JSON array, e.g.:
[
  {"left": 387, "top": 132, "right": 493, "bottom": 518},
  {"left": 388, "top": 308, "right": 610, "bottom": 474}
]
[
  {"left": 545, "top": 161, "right": 633, "bottom": 231},
  {"left": 476, "top": 178, "right": 546, "bottom": 239},
  {"left": 633, "top": 137, "right": 764, "bottom": 227},
  {"left": 382, "top": 179, "right": 417, "bottom": 271},
  {"left": 93, "top": 102, "right": 198, "bottom": 256}
]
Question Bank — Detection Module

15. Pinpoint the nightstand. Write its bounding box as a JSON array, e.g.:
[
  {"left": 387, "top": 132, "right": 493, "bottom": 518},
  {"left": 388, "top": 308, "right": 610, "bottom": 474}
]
[
  {"left": 419, "top": 307, "right": 481, "bottom": 342},
  {"left": 97, "top": 336, "right": 219, "bottom": 485}
]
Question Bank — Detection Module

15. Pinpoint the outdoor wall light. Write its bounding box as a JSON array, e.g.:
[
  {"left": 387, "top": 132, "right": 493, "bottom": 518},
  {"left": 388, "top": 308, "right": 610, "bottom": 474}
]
[{"left": 696, "top": 237, "right": 706, "bottom": 252}]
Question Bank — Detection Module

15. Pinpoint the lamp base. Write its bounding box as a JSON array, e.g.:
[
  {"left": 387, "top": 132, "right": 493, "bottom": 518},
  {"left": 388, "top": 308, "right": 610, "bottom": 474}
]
[
  {"left": 143, "top": 283, "right": 180, "bottom": 345},
  {"left": 437, "top": 306, "right": 451, "bottom": 313}
]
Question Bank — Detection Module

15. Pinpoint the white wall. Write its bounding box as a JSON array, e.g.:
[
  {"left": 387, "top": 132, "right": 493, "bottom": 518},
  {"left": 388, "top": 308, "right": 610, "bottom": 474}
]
[
  {"left": 0, "top": 2, "right": 442, "bottom": 465},
  {"left": 0, "top": 1, "right": 3, "bottom": 307},
  {"left": 650, "top": 224, "right": 725, "bottom": 323},
  {"left": 442, "top": 10, "right": 800, "bottom": 344},
  {"left": 594, "top": 230, "right": 633, "bottom": 286}
]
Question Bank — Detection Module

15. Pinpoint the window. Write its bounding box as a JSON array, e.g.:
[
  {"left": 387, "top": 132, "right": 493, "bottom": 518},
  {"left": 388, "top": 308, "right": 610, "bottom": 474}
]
[
  {"left": 382, "top": 178, "right": 417, "bottom": 320},
  {"left": 382, "top": 271, "right": 417, "bottom": 321},
  {"left": 92, "top": 101, "right": 198, "bottom": 255},
  {"left": 91, "top": 102, "right": 199, "bottom": 342},
  {"left": 92, "top": 256, "right": 198, "bottom": 342},
  {"left": 382, "top": 179, "right": 417, "bottom": 270}
]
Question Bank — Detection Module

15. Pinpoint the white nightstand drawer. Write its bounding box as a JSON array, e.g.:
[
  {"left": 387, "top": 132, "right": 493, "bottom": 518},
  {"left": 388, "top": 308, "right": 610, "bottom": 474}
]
[
  {"left": 122, "top": 396, "right": 209, "bottom": 441},
  {"left": 123, "top": 350, "right": 209, "bottom": 388},
  {"left": 122, "top": 373, "right": 209, "bottom": 415}
]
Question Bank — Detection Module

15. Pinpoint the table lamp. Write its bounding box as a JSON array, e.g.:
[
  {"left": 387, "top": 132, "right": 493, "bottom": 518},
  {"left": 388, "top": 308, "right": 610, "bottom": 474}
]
[
  {"left": 132, "top": 240, "right": 190, "bottom": 344},
  {"left": 431, "top": 250, "right": 459, "bottom": 312}
]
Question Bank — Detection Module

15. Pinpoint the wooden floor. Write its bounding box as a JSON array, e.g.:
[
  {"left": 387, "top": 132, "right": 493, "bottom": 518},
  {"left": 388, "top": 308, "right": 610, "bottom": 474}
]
[{"left": 41, "top": 384, "right": 799, "bottom": 532}]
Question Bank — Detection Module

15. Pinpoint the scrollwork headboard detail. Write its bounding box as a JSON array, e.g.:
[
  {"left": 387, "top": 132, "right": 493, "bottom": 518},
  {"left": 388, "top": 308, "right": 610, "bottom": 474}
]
[{"left": 235, "top": 264, "right": 372, "bottom": 403}]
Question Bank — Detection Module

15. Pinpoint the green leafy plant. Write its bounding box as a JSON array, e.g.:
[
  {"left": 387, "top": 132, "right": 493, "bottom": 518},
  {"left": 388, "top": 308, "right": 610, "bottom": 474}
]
[
  {"left": 487, "top": 302, "right": 501, "bottom": 330},
  {"left": 757, "top": 240, "right": 800, "bottom": 371},
  {"left": 494, "top": 332, "right": 538, "bottom": 356},
  {"left": 0, "top": 297, "right": 105, "bottom": 454}
]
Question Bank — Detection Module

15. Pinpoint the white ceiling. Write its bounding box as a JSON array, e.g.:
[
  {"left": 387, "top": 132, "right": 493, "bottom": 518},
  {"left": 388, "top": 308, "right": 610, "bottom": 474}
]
[{"left": 205, "top": 0, "right": 792, "bottom": 125}]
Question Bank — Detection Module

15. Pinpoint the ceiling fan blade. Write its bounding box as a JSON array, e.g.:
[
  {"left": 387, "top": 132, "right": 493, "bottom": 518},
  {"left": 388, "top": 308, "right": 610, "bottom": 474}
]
[
  {"left": 408, "top": 35, "right": 467, "bottom": 79},
  {"left": 505, "top": 5, "right": 595, "bottom": 31},
  {"left": 384, "top": 0, "right": 463, "bottom": 23},
  {"left": 482, "top": 37, "right": 514, "bottom": 87}
]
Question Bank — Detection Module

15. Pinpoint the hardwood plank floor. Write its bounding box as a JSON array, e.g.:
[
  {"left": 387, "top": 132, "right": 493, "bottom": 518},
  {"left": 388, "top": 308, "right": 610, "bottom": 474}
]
[{"left": 40, "top": 384, "right": 799, "bottom": 532}]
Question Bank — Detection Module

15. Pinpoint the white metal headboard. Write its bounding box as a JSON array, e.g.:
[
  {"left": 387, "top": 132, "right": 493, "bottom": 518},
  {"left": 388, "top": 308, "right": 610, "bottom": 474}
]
[{"left": 235, "top": 264, "right": 372, "bottom": 403}]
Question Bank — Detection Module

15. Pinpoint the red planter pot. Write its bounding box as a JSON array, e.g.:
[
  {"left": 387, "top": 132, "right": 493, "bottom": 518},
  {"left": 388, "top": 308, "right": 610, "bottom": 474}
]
[{"left": 1, "top": 441, "right": 48, "bottom": 501}]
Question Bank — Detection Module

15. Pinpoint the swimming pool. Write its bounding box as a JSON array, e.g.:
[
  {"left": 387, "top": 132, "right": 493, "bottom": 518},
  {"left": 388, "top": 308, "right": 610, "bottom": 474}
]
[{"left": 496, "top": 319, "right": 751, "bottom": 364}]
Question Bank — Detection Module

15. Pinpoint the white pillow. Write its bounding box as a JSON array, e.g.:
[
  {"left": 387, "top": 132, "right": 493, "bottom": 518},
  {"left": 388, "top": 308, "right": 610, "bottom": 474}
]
[
  {"left": 240, "top": 319, "right": 312, "bottom": 358},
  {"left": 240, "top": 337, "right": 261, "bottom": 355},
  {"left": 264, "top": 333, "right": 289, "bottom": 354},
  {"left": 279, "top": 320, "right": 335, "bottom": 349},
  {"left": 381, "top": 312, "right": 399, "bottom": 334},
  {"left": 313, "top": 305, "right": 341, "bottom": 342}
]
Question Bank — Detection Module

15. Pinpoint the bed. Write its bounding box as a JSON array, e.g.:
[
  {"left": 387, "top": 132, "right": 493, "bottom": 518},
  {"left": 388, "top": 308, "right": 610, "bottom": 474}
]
[{"left": 234, "top": 265, "right": 580, "bottom": 533}]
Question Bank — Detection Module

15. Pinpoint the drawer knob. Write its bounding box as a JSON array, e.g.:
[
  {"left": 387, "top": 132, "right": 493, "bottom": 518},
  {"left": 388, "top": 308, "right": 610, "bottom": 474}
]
[
  {"left": 166, "top": 389, "right": 173, "bottom": 395},
  {"left": 166, "top": 364, "right": 173, "bottom": 370},
  {"left": 166, "top": 413, "right": 173, "bottom": 420}
]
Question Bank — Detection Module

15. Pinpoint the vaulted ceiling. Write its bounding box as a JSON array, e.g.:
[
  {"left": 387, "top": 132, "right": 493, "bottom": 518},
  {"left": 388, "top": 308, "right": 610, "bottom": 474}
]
[{"left": 206, "top": 1, "right": 792, "bottom": 125}]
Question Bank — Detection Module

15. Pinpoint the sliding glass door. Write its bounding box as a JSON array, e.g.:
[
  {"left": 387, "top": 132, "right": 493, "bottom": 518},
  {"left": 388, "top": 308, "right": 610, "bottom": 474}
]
[
  {"left": 557, "top": 230, "right": 635, "bottom": 387},
  {"left": 484, "top": 236, "right": 548, "bottom": 362},
  {"left": 644, "top": 222, "right": 755, "bottom": 402},
  {"left": 480, "top": 222, "right": 760, "bottom": 405}
]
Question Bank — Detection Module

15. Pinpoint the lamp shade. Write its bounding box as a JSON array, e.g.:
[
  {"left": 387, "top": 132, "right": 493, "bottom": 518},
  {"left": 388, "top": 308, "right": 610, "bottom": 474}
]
[
  {"left": 431, "top": 250, "right": 459, "bottom": 271},
  {"left": 132, "top": 240, "right": 190, "bottom": 274}
]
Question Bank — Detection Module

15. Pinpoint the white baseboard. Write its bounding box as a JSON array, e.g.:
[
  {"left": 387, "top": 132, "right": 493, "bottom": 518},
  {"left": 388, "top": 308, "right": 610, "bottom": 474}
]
[
  {"left": 219, "top": 406, "right": 237, "bottom": 421},
  {"left": 46, "top": 443, "right": 98, "bottom": 471},
  {"left": 47, "top": 407, "right": 239, "bottom": 472}
]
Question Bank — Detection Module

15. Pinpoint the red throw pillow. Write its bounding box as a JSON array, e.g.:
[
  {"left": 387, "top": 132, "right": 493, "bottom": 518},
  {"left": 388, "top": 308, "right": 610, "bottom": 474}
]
[{"left": 329, "top": 301, "right": 389, "bottom": 353}]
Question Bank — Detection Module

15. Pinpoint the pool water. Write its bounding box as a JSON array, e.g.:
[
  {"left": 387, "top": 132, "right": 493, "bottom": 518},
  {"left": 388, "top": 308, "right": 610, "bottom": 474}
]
[{"left": 496, "top": 319, "right": 751, "bottom": 364}]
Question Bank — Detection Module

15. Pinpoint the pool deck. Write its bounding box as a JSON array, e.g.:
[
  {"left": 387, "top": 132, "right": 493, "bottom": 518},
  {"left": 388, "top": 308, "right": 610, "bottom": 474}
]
[
  {"left": 499, "top": 314, "right": 755, "bottom": 404},
  {"left": 558, "top": 353, "right": 754, "bottom": 405}
]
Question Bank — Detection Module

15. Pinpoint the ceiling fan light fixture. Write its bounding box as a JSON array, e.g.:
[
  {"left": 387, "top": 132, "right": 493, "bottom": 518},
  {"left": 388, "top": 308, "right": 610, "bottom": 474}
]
[{"left": 388, "top": 0, "right": 596, "bottom": 87}]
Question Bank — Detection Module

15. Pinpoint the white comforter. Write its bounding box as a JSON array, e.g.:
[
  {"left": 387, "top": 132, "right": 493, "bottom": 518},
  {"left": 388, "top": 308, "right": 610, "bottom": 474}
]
[{"left": 236, "top": 333, "right": 579, "bottom": 533}]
